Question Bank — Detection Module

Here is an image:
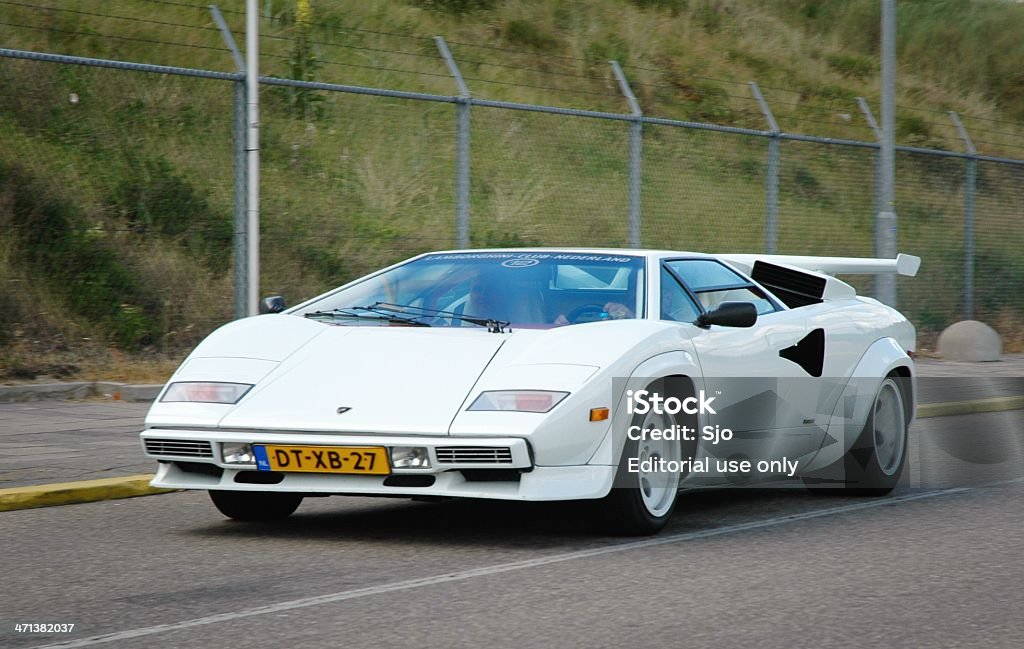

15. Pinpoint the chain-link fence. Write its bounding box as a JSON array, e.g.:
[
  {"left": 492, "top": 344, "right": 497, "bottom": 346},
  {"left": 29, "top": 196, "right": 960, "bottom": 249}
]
[{"left": 2, "top": 21, "right": 1023, "bottom": 359}]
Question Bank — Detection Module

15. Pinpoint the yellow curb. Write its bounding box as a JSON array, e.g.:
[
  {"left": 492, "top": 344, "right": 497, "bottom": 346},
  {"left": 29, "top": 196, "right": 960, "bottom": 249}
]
[
  {"left": 0, "top": 474, "right": 175, "bottom": 512},
  {"left": 917, "top": 395, "right": 1024, "bottom": 419}
]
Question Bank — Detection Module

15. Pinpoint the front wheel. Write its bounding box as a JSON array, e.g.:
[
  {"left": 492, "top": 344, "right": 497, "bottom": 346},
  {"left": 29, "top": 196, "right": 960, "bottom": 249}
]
[
  {"left": 804, "top": 375, "right": 909, "bottom": 496},
  {"left": 209, "top": 490, "right": 303, "bottom": 521},
  {"left": 597, "top": 389, "right": 685, "bottom": 535}
]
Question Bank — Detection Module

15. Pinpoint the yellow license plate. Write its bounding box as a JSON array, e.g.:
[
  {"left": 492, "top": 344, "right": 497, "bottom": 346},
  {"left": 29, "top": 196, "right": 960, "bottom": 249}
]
[{"left": 255, "top": 445, "right": 390, "bottom": 475}]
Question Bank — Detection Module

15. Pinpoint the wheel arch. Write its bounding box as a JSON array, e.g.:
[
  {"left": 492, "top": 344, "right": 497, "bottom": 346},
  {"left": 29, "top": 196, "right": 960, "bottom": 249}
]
[
  {"left": 586, "top": 350, "right": 702, "bottom": 469},
  {"left": 888, "top": 364, "right": 915, "bottom": 426},
  {"left": 801, "top": 336, "right": 915, "bottom": 473}
]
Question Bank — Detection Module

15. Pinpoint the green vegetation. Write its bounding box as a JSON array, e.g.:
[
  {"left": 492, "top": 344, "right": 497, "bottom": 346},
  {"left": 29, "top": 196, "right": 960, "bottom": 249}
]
[
  {"left": 504, "top": 19, "right": 560, "bottom": 51},
  {"left": 1, "top": 0, "right": 1024, "bottom": 379},
  {"left": 765, "top": 0, "right": 1024, "bottom": 120}
]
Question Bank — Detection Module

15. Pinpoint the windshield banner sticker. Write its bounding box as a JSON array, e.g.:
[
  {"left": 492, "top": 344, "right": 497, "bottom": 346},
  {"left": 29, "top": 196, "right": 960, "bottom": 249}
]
[{"left": 428, "top": 252, "right": 636, "bottom": 263}]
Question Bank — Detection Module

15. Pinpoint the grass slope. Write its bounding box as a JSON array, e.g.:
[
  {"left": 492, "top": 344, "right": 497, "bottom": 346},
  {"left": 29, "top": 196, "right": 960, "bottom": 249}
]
[{"left": 1, "top": 0, "right": 1023, "bottom": 380}]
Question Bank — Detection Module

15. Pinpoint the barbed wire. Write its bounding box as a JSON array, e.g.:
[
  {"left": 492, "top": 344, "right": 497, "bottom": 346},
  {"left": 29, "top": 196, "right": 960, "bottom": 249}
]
[
  {"left": 962, "top": 113, "right": 1024, "bottom": 128},
  {"left": 894, "top": 103, "right": 1024, "bottom": 132},
  {"left": 0, "top": 1, "right": 220, "bottom": 33},
  {"left": 0, "top": 20, "right": 231, "bottom": 54},
  {"left": 260, "top": 33, "right": 441, "bottom": 63},
  {"left": 261, "top": 34, "right": 629, "bottom": 89},
  {"left": 955, "top": 123, "right": 1024, "bottom": 142},
  {"left": 913, "top": 119, "right": 959, "bottom": 132},
  {"left": 8, "top": 1, "right": 1024, "bottom": 141},
  {"left": 623, "top": 66, "right": 808, "bottom": 99},
  {"left": 131, "top": 0, "right": 224, "bottom": 13},
  {"left": 444, "top": 40, "right": 588, "bottom": 64},
  {"left": 0, "top": 223, "right": 461, "bottom": 244},
  {"left": 452, "top": 57, "right": 608, "bottom": 83},
  {"left": 906, "top": 119, "right": 1024, "bottom": 149},
  {"left": 972, "top": 138, "right": 1024, "bottom": 152},
  {"left": 623, "top": 66, "right": 755, "bottom": 90},
  {"left": 781, "top": 117, "right": 875, "bottom": 133},
  {"left": 457, "top": 76, "right": 619, "bottom": 98},
  {"left": 261, "top": 53, "right": 623, "bottom": 99},
  {"left": 259, "top": 51, "right": 454, "bottom": 80}
]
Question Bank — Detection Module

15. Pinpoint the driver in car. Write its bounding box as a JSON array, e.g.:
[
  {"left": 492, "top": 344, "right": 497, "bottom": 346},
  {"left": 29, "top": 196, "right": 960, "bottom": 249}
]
[{"left": 553, "top": 301, "right": 634, "bottom": 326}]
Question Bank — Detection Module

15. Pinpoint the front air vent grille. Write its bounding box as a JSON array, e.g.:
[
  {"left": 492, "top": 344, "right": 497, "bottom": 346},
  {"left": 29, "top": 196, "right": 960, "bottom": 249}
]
[
  {"left": 145, "top": 439, "right": 214, "bottom": 458},
  {"left": 435, "top": 446, "right": 513, "bottom": 464}
]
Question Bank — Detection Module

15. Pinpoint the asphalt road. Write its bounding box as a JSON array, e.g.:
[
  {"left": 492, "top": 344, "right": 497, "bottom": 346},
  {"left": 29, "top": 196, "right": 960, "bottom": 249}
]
[{"left": 2, "top": 410, "right": 1022, "bottom": 649}]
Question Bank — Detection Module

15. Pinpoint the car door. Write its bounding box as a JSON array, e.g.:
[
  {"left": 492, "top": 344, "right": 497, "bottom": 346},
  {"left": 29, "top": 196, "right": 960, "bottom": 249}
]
[{"left": 661, "top": 259, "right": 826, "bottom": 477}]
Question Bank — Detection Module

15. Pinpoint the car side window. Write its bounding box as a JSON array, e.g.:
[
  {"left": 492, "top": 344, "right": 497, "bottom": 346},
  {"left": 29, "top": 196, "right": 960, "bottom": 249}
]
[
  {"left": 659, "top": 267, "right": 701, "bottom": 323},
  {"left": 665, "top": 259, "right": 778, "bottom": 316}
]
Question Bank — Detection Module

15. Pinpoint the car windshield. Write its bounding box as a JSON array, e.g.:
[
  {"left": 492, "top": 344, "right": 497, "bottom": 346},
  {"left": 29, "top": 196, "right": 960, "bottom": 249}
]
[{"left": 296, "top": 252, "right": 646, "bottom": 328}]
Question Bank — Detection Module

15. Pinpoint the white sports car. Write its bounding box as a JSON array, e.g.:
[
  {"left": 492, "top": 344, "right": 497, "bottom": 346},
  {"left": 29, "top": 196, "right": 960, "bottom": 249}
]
[{"left": 141, "top": 248, "right": 920, "bottom": 534}]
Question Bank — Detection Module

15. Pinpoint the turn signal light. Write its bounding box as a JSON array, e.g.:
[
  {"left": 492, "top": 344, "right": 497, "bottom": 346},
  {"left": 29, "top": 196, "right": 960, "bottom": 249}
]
[{"left": 589, "top": 407, "right": 610, "bottom": 422}]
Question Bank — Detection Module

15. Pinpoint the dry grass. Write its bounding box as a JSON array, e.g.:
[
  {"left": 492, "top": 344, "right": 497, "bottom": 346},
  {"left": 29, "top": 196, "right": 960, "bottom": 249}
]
[{"left": 0, "top": 339, "right": 184, "bottom": 385}]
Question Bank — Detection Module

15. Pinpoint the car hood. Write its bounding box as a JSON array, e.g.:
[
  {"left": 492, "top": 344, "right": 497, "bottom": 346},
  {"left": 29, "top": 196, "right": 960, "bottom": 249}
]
[
  {"left": 149, "top": 316, "right": 673, "bottom": 434},
  {"left": 215, "top": 325, "right": 506, "bottom": 435}
]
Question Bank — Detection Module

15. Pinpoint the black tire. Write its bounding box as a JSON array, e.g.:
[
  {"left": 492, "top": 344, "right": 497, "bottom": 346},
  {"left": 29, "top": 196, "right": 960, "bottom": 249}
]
[
  {"left": 209, "top": 490, "right": 303, "bottom": 521},
  {"left": 595, "top": 378, "right": 691, "bottom": 536},
  {"left": 804, "top": 374, "right": 909, "bottom": 496},
  {"left": 598, "top": 449, "right": 677, "bottom": 536}
]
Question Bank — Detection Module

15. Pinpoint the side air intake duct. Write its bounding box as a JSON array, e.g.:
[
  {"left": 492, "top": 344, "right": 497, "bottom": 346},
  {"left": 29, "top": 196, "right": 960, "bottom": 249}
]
[{"left": 752, "top": 261, "right": 826, "bottom": 308}]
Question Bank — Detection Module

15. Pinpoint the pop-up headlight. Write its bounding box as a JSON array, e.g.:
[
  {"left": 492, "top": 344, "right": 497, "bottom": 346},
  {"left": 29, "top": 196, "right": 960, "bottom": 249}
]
[
  {"left": 161, "top": 382, "right": 253, "bottom": 404},
  {"left": 467, "top": 390, "right": 569, "bottom": 413}
]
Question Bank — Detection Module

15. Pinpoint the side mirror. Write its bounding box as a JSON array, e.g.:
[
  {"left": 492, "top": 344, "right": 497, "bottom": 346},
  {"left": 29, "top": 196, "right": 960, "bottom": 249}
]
[
  {"left": 259, "top": 295, "right": 286, "bottom": 314},
  {"left": 695, "top": 301, "right": 757, "bottom": 329}
]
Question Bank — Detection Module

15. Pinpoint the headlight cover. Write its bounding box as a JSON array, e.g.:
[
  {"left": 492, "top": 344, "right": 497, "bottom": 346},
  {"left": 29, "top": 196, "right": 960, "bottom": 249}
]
[
  {"left": 391, "top": 446, "right": 431, "bottom": 469},
  {"left": 467, "top": 390, "right": 569, "bottom": 413},
  {"left": 222, "top": 442, "right": 256, "bottom": 464},
  {"left": 161, "top": 381, "right": 253, "bottom": 404}
]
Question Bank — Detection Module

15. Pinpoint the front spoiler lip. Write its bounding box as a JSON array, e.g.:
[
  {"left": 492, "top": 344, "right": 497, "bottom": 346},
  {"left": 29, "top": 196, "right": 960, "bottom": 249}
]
[
  {"left": 140, "top": 428, "right": 533, "bottom": 472},
  {"left": 148, "top": 461, "right": 616, "bottom": 502}
]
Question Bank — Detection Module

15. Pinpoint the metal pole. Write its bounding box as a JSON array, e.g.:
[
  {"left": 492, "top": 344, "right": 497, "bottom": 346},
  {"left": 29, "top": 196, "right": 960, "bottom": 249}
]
[
  {"left": 610, "top": 61, "right": 643, "bottom": 248},
  {"left": 950, "top": 112, "right": 977, "bottom": 321},
  {"left": 210, "top": 6, "right": 248, "bottom": 320},
  {"left": 434, "top": 36, "right": 471, "bottom": 249},
  {"left": 209, "top": 6, "right": 244, "bottom": 72},
  {"left": 245, "top": 0, "right": 260, "bottom": 316},
  {"left": 878, "top": 0, "right": 898, "bottom": 306},
  {"left": 233, "top": 82, "right": 247, "bottom": 319},
  {"left": 750, "top": 82, "right": 779, "bottom": 254},
  {"left": 858, "top": 96, "right": 884, "bottom": 296}
]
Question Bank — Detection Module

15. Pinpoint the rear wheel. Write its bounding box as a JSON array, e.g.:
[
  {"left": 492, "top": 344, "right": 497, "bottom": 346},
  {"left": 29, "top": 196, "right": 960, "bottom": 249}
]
[
  {"left": 805, "top": 375, "right": 908, "bottom": 496},
  {"left": 209, "top": 490, "right": 303, "bottom": 521}
]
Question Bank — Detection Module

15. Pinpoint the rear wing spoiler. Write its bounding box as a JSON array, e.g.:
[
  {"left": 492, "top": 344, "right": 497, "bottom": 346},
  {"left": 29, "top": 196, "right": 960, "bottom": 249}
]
[
  {"left": 720, "top": 253, "right": 920, "bottom": 277},
  {"left": 718, "top": 253, "right": 921, "bottom": 307}
]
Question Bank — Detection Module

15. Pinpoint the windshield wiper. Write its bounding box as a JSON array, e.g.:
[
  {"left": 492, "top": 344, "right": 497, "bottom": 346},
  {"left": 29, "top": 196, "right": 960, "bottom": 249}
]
[
  {"left": 303, "top": 307, "right": 431, "bottom": 327},
  {"left": 370, "top": 302, "right": 510, "bottom": 333}
]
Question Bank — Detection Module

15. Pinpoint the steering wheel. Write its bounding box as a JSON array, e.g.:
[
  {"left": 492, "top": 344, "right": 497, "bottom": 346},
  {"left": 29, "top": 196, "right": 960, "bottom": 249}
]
[{"left": 565, "top": 303, "right": 608, "bottom": 324}]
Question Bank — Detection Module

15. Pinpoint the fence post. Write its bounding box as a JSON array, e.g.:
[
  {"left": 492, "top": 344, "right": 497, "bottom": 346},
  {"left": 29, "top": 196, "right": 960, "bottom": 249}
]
[
  {"left": 210, "top": 5, "right": 249, "bottom": 320},
  {"left": 857, "top": 96, "right": 891, "bottom": 298},
  {"left": 856, "top": 97, "right": 884, "bottom": 235},
  {"left": 750, "top": 82, "right": 779, "bottom": 254},
  {"left": 434, "top": 36, "right": 471, "bottom": 249},
  {"left": 950, "top": 112, "right": 977, "bottom": 321},
  {"left": 610, "top": 61, "right": 642, "bottom": 248},
  {"left": 877, "top": 0, "right": 898, "bottom": 308},
  {"left": 232, "top": 82, "right": 248, "bottom": 319}
]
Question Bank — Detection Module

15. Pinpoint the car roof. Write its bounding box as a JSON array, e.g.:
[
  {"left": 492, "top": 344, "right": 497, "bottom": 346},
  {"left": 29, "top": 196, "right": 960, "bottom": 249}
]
[{"left": 418, "top": 248, "right": 719, "bottom": 261}]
